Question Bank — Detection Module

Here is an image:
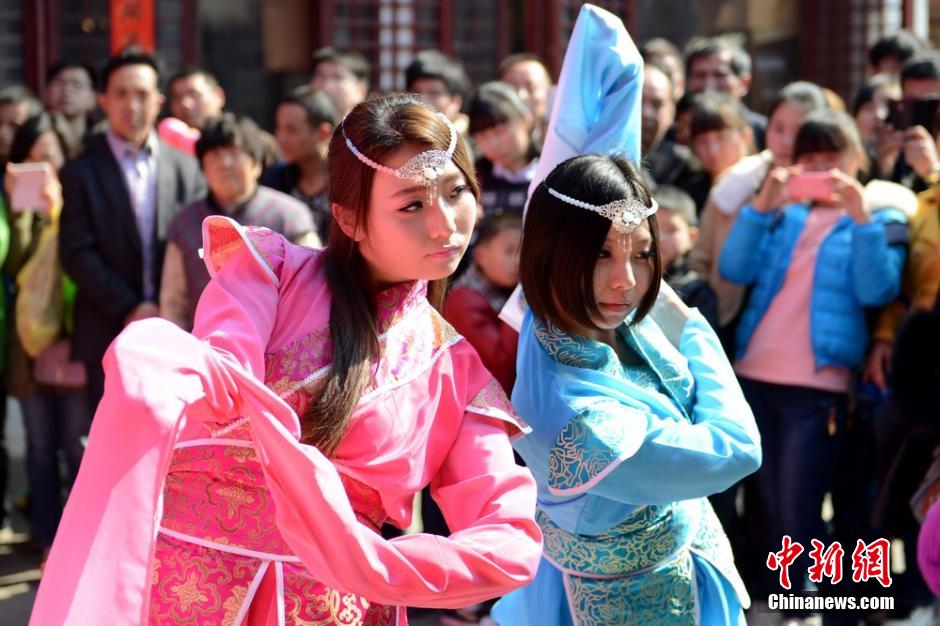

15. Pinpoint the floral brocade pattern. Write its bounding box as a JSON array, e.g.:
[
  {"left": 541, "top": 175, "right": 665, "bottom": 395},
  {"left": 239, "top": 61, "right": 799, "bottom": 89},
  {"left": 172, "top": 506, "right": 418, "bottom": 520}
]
[
  {"left": 282, "top": 567, "right": 395, "bottom": 626},
  {"left": 547, "top": 403, "right": 645, "bottom": 493},
  {"left": 160, "top": 445, "right": 289, "bottom": 553},
  {"left": 149, "top": 536, "right": 395, "bottom": 626},
  {"left": 155, "top": 446, "right": 396, "bottom": 624},
  {"left": 565, "top": 553, "right": 697, "bottom": 626},
  {"left": 245, "top": 226, "right": 287, "bottom": 279},
  {"left": 263, "top": 282, "right": 463, "bottom": 418},
  {"left": 149, "top": 534, "right": 261, "bottom": 625},
  {"left": 465, "top": 377, "right": 529, "bottom": 434},
  {"left": 540, "top": 503, "right": 700, "bottom": 625},
  {"left": 537, "top": 499, "right": 749, "bottom": 623},
  {"left": 535, "top": 320, "right": 622, "bottom": 376},
  {"left": 533, "top": 315, "right": 695, "bottom": 416},
  {"left": 538, "top": 506, "right": 695, "bottom": 577}
]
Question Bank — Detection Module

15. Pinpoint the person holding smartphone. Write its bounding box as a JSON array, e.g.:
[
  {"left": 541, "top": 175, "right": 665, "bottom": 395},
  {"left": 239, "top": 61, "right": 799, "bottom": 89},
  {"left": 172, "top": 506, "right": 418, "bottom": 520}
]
[
  {"left": 874, "top": 51, "right": 940, "bottom": 189},
  {"left": 718, "top": 109, "right": 910, "bottom": 605},
  {"left": 3, "top": 111, "right": 90, "bottom": 563}
]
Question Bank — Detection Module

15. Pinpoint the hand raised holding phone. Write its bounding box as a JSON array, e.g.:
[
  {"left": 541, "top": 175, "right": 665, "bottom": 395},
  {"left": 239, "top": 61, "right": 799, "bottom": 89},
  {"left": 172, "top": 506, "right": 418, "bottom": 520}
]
[
  {"left": 751, "top": 166, "right": 793, "bottom": 213},
  {"left": 5, "top": 162, "right": 61, "bottom": 218},
  {"left": 753, "top": 166, "right": 868, "bottom": 222},
  {"left": 902, "top": 125, "right": 940, "bottom": 180},
  {"left": 787, "top": 169, "right": 868, "bottom": 221},
  {"left": 786, "top": 171, "right": 835, "bottom": 202},
  {"left": 828, "top": 169, "right": 869, "bottom": 223}
]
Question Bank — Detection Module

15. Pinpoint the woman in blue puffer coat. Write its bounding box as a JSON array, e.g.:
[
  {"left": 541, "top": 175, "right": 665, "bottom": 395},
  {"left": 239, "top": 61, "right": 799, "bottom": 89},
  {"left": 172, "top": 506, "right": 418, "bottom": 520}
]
[{"left": 719, "top": 108, "right": 908, "bottom": 600}]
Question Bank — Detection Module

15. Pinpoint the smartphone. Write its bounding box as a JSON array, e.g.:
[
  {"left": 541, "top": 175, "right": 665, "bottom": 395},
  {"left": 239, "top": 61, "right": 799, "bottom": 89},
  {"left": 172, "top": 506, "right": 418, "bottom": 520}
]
[
  {"left": 7, "top": 162, "right": 54, "bottom": 213},
  {"left": 787, "top": 172, "right": 835, "bottom": 202},
  {"left": 886, "top": 97, "right": 940, "bottom": 135}
]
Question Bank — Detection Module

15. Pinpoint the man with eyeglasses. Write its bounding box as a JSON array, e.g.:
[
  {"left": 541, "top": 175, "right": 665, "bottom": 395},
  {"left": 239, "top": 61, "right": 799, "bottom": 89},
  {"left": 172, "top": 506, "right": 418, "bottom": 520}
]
[
  {"left": 309, "top": 47, "right": 370, "bottom": 117},
  {"left": 44, "top": 60, "right": 100, "bottom": 156}
]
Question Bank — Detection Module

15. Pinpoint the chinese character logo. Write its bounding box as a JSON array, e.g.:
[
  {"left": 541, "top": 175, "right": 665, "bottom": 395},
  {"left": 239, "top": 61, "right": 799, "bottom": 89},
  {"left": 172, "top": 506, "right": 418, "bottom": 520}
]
[
  {"left": 808, "top": 539, "right": 845, "bottom": 584},
  {"left": 851, "top": 538, "right": 892, "bottom": 588},
  {"left": 767, "top": 535, "right": 804, "bottom": 590}
]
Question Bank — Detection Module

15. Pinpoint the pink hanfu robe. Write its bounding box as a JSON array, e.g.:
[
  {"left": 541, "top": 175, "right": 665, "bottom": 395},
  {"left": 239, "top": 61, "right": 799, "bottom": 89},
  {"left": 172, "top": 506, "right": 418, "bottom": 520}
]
[{"left": 29, "top": 216, "right": 542, "bottom": 626}]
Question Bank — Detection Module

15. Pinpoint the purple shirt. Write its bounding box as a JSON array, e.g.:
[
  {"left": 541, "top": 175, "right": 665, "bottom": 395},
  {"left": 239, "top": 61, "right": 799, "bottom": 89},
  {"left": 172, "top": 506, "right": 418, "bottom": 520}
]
[{"left": 107, "top": 130, "right": 159, "bottom": 300}]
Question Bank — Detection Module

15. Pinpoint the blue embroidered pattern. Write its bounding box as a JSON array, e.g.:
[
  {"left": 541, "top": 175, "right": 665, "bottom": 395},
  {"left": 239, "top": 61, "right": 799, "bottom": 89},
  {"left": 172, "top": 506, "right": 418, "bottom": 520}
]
[
  {"left": 538, "top": 500, "right": 747, "bottom": 625},
  {"left": 537, "top": 317, "right": 695, "bottom": 492},
  {"left": 533, "top": 316, "right": 694, "bottom": 414},
  {"left": 539, "top": 507, "right": 694, "bottom": 576},
  {"left": 547, "top": 403, "right": 646, "bottom": 494},
  {"left": 566, "top": 554, "right": 697, "bottom": 625}
]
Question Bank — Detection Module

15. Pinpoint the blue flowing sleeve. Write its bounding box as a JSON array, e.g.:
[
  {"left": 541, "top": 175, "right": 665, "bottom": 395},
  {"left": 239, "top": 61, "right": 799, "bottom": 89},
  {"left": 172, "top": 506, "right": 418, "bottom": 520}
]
[{"left": 546, "top": 313, "right": 761, "bottom": 504}]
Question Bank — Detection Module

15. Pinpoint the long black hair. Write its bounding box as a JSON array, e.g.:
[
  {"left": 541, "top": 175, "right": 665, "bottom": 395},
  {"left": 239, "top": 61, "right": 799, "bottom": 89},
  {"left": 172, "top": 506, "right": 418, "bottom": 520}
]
[{"left": 306, "top": 94, "right": 480, "bottom": 454}]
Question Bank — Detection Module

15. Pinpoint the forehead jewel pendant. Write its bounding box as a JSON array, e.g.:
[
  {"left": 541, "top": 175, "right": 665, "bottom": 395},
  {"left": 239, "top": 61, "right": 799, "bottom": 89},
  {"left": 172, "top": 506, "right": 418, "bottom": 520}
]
[
  {"left": 343, "top": 110, "right": 458, "bottom": 203},
  {"left": 545, "top": 186, "right": 659, "bottom": 234}
]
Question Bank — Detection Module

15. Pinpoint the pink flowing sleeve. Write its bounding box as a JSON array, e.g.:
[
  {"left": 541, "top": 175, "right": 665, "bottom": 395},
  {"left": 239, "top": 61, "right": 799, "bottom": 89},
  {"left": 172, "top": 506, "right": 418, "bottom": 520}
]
[
  {"left": 27, "top": 219, "right": 294, "bottom": 626},
  {"left": 176, "top": 217, "right": 299, "bottom": 434},
  {"left": 243, "top": 387, "right": 543, "bottom": 608},
  {"left": 193, "top": 216, "right": 284, "bottom": 378}
]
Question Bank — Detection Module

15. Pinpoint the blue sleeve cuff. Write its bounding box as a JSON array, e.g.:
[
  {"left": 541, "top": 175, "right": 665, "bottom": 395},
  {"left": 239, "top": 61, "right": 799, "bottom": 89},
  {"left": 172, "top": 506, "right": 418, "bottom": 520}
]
[{"left": 547, "top": 402, "right": 647, "bottom": 496}]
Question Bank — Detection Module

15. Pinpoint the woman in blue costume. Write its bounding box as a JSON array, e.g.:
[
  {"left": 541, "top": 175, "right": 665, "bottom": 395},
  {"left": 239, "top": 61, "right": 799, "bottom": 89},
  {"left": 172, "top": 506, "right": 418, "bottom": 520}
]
[{"left": 491, "top": 154, "right": 762, "bottom": 626}]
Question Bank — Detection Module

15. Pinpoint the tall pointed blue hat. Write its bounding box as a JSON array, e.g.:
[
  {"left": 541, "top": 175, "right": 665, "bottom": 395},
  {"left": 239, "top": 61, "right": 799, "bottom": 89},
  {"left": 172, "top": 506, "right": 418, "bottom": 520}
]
[
  {"left": 526, "top": 3, "right": 644, "bottom": 202},
  {"left": 501, "top": 3, "right": 646, "bottom": 329}
]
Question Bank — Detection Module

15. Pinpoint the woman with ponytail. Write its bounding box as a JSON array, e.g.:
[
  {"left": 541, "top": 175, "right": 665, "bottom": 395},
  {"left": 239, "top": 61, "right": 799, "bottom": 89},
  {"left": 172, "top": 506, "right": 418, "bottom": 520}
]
[{"left": 29, "top": 94, "right": 541, "bottom": 626}]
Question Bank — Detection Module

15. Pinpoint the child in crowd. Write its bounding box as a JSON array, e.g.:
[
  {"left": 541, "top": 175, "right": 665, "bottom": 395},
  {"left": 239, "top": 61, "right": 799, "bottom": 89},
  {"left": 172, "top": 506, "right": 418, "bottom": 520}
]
[
  {"left": 690, "top": 81, "right": 829, "bottom": 352},
  {"left": 719, "top": 109, "right": 908, "bottom": 600},
  {"left": 653, "top": 185, "right": 718, "bottom": 328},
  {"left": 436, "top": 214, "right": 523, "bottom": 625},
  {"left": 468, "top": 82, "right": 540, "bottom": 217},
  {"left": 688, "top": 91, "right": 753, "bottom": 183},
  {"left": 443, "top": 213, "right": 522, "bottom": 394}
]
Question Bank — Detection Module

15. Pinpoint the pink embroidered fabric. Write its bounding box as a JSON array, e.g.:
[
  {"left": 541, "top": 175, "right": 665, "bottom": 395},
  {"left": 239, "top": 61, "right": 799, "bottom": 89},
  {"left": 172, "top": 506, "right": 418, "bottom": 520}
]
[
  {"left": 151, "top": 444, "right": 395, "bottom": 625},
  {"left": 30, "top": 217, "right": 541, "bottom": 626}
]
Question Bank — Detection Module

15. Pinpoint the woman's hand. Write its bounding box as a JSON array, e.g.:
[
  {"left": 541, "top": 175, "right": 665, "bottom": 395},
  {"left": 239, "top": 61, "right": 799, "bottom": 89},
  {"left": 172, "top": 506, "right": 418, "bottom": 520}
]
[
  {"left": 903, "top": 125, "right": 940, "bottom": 180},
  {"left": 829, "top": 169, "right": 869, "bottom": 223},
  {"left": 40, "top": 177, "right": 63, "bottom": 220},
  {"left": 752, "top": 166, "right": 792, "bottom": 213},
  {"left": 863, "top": 340, "right": 893, "bottom": 392}
]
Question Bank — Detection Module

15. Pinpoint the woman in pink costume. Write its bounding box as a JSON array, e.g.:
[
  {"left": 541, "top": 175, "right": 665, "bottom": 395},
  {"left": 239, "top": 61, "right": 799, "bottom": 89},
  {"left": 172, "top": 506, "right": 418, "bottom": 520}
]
[{"left": 29, "top": 94, "right": 542, "bottom": 625}]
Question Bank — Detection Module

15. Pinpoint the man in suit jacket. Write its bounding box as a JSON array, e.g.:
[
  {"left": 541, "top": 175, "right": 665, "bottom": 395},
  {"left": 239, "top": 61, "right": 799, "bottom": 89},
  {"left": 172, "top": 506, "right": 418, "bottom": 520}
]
[{"left": 59, "top": 48, "right": 204, "bottom": 411}]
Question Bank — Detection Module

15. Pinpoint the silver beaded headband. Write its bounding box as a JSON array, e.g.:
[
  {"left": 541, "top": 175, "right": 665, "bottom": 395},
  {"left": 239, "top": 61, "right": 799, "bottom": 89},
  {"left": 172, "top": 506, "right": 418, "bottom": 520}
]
[
  {"left": 343, "top": 111, "right": 458, "bottom": 190},
  {"left": 546, "top": 186, "right": 658, "bottom": 234}
]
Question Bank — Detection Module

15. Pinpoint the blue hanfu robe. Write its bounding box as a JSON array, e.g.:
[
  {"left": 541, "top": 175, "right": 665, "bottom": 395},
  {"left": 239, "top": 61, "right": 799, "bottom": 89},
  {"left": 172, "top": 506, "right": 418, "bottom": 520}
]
[{"left": 492, "top": 309, "right": 762, "bottom": 625}]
